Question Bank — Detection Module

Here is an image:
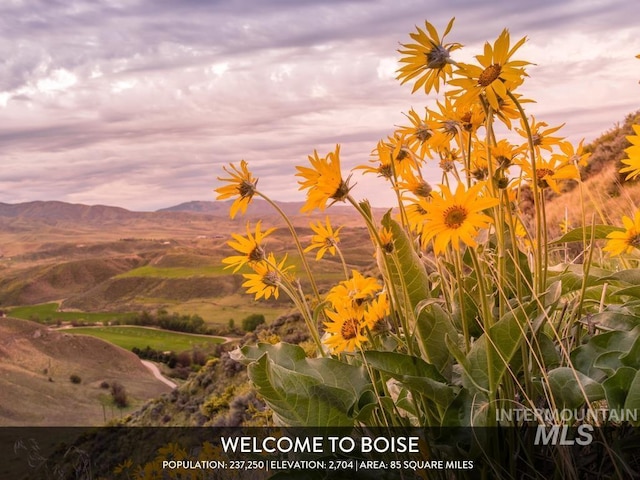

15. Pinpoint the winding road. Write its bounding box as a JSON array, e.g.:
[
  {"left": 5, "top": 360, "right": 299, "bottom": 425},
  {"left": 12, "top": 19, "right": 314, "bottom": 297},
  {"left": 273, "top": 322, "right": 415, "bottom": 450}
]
[{"left": 141, "top": 360, "right": 177, "bottom": 389}]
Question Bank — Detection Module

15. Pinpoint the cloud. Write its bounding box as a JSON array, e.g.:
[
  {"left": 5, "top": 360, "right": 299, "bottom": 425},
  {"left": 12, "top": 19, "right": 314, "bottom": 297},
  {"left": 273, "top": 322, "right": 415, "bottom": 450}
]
[{"left": 0, "top": 0, "right": 638, "bottom": 210}]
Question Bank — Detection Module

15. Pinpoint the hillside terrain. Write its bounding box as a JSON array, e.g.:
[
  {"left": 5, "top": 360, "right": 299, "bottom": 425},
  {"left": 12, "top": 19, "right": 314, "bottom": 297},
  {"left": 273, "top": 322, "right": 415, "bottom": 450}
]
[
  {"left": 0, "top": 110, "right": 638, "bottom": 430},
  {"left": 0, "top": 317, "right": 171, "bottom": 425}
]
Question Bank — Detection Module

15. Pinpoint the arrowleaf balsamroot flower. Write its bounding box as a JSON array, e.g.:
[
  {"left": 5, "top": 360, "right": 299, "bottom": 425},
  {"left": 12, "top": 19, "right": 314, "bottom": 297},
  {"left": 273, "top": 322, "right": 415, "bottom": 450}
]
[
  {"left": 619, "top": 124, "right": 640, "bottom": 181},
  {"left": 515, "top": 155, "right": 579, "bottom": 194},
  {"left": 215, "top": 160, "right": 258, "bottom": 219},
  {"left": 304, "top": 217, "right": 343, "bottom": 260},
  {"left": 242, "top": 253, "right": 293, "bottom": 300},
  {"left": 326, "top": 270, "right": 383, "bottom": 311},
  {"left": 222, "top": 221, "right": 276, "bottom": 273},
  {"left": 323, "top": 301, "right": 369, "bottom": 354},
  {"left": 517, "top": 116, "right": 565, "bottom": 154},
  {"left": 397, "top": 18, "right": 461, "bottom": 94},
  {"left": 296, "top": 145, "right": 351, "bottom": 213},
  {"left": 421, "top": 183, "right": 499, "bottom": 254},
  {"left": 448, "top": 28, "right": 529, "bottom": 110},
  {"left": 603, "top": 211, "right": 640, "bottom": 257}
]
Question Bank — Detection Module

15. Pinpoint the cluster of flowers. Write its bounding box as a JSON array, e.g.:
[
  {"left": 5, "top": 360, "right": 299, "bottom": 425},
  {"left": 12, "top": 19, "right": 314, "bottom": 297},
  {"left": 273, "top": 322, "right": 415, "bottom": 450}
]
[{"left": 215, "top": 19, "right": 640, "bottom": 355}]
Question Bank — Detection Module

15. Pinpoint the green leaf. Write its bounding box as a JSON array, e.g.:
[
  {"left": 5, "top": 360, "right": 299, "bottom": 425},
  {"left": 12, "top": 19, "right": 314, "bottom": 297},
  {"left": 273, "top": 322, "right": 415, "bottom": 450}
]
[
  {"left": 571, "top": 328, "right": 640, "bottom": 379},
  {"left": 602, "top": 269, "right": 640, "bottom": 285},
  {"left": 621, "top": 334, "right": 640, "bottom": 369},
  {"left": 552, "top": 225, "right": 623, "bottom": 244},
  {"left": 381, "top": 215, "right": 456, "bottom": 371},
  {"left": 547, "top": 264, "right": 610, "bottom": 294},
  {"left": 623, "top": 370, "right": 640, "bottom": 426},
  {"left": 548, "top": 367, "right": 605, "bottom": 409},
  {"left": 603, "top": 367, "right": 637, "bottom": 412},
  {"left": 593, "top": 351, "right": 625, "bottom": 376},
  {"left": 587, "top": 312, "right": 640, "bottom": 332},
  {"left": 615, "top": 286, "right": 640, "bottom": 298},
  {"left": 364, "top": 351, "right": 457, "bottom": 406},
  {"left": 461, "top": 302, "right": 533, "bottom": 394},
  {"left": 239, "top": 343, "right": 371, "bottom": 426}
]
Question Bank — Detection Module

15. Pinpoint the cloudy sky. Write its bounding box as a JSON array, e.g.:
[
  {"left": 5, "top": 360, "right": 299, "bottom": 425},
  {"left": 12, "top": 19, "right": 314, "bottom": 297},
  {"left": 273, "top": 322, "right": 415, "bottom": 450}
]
[{"left": 0, "top": 0, "right": 638, "bottom": 211}]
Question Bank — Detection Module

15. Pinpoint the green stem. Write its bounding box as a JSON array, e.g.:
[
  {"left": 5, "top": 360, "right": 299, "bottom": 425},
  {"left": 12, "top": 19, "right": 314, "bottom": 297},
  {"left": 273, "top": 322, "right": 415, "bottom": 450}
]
[
  {"left": 256, "top": 191, "right": 321, "bottom": 302},
  {"left": 506, "top": 91, "right": 545, "bottom": 297}
]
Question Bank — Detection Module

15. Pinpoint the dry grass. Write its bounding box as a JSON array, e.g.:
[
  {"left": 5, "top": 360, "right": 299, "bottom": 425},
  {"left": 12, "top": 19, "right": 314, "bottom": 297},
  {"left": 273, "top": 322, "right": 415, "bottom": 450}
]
[
  {"left": 545, "top": 165, "right": 640, "bottom": 240},
  {"left": 0, "top": 317, "right": 172, "bottom": 426}
]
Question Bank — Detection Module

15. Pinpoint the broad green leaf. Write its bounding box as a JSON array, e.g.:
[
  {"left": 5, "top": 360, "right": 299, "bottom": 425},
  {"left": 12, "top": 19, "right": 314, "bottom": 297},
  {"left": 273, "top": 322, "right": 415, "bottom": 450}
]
[
  {"left": 249, "top": 354, "right": 355, "bottom": 426},
  {"left": 623, "top": 370, "right": 640, "bottom": 426},
  {"left": 603, "top": 367, "right": 637, "bottom": 411},
  {"left": 381, "top": 214, "right": 456, "bottom": 371},
  {"left": 587, "top": 312, "right": 640, "bottom": 332},
  {"left": 621, "top": 334, "right": 640, "bottom": 369},
  {"left": 364, "top": 351, "right": 457, "bottom": 406},
  {"left": 548, "top": 367, "right": 605, "bottom": 409},
  {"left": 552, "top": 225, "right": 622, "bottom": 244},
  {"left": 593, "top": 351, "right": 625, "bottom": 376},
  {"left": 547, "top": 263, "right": 610, "bottom": 294},
  {"left": 602, "top": 269, "right": 640, "bottom": 285},
  {"left": 571, "top": 327, "right": 640, "bottom": 379},
  {"left": 461, "top": 303, "right": 533, "bottom": 394},
  {"left": 240, "top": 343, "right": 372, "bottom": 426},
  {"left": 415, "top": 302, "right": 459, "bottom": 370},
  {"left": 615, "top": 286, "right": 640, "bottom": 298}
]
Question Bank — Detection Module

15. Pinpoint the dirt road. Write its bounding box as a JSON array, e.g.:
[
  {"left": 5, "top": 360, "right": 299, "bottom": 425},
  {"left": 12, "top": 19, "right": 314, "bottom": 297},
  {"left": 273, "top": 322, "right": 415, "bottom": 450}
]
[{"left": 141, "top": 360, "right": 177, "bottom": 389}]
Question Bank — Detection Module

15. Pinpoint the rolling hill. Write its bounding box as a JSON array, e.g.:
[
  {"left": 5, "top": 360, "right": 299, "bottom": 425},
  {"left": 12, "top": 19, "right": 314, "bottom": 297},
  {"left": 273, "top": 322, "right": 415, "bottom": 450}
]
[{"left": 0, "top": 316, "right": 172, "bottom": 426}]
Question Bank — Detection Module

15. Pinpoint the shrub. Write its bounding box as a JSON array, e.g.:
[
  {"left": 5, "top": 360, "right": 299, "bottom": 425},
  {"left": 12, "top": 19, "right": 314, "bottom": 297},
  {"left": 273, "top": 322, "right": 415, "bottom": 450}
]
[
  {"left": 241, "top": 313, "right": 265, "bottom": 332},
  {"left": 110, "top": 381, "right": 129, "bottom": 408},
  {"left": 69, "top": 374, "right": 82, "bottom": 384}
]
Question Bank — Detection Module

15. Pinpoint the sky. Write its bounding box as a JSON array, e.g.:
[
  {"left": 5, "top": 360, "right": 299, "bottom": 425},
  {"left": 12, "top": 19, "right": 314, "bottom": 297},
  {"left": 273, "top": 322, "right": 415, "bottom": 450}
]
[{"left": 0, "top": 0, "right": 638, "bottom": 212}]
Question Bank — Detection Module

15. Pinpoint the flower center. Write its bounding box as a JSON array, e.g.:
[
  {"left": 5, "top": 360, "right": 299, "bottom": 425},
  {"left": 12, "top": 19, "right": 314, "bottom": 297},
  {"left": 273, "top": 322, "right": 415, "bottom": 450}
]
[
  {"left": 495, "top": 155, "right": 511, "bottom": 168},
  {"left": 263, "top": 270, "right": 280, "bottom": 287},
  {"left": 478, "top": 64, "right": 502, "bottom": 87},
  {"left": 443, "top": 205, "right": 468, "bottom": 229},
  {"left": 379, "top": 164, "right": 393, "bottom": 179},
  {"left": 629, "top": 233, "right": 640, "bottom": 248},
  {"left": 460, "top": 112, "right": 475, "bottom": 132},
  {"left": 341, "top": 318, "right": 360, "bottom": 340},
  {"left": 331, "top": 180, "right": 351, "bottom": 201},
  {"left": 395, "top": 149, "right": 409, "bottom": 161},
  {"left": 425, "top": 45, "right": 450, "bottom": 69},
  {"left": 536, "top": 168, "right": 554, "bottom": 180},
  {"left": 532, "top": 134, "right": 542, "bottom": 146},
  {"left": 324, "top": 237, "right": 337, "bottom": 248},
  {"left": 536, "top": 168, "right": 554, "bottom": 188},
  {"left": 238, "top": 180, "right": 256, "bottom": 198},
  {"left": 442, "top": 120, "right": 458, "bottom": 136},
  {"left": 413, "top": 181, "right": 432, "bottom": 198},
  {"left": 248, "top": 246, "right": 265, "bottom": 262},
  {"left": 416, "top": 125, "right": 432, "bottom": 143}
]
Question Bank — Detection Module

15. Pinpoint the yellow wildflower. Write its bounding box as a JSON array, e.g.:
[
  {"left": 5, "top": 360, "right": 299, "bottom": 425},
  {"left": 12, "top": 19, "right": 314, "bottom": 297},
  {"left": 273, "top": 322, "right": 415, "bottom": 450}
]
[
  {"left": 215, "top": 160, "right": 258, "bottom": 219},
  {"left": 619, "top": 124, "right": 640, "bottom": 180},
  {"left": 449, "top": 29, "right": 529, "bottom": 109},
  {"left": 603, "top": 212, "right": 640, "bottom": 256},
  {"left": 422, "top": 183, "right": 499, "bottom": 254},
  {"left": 396, "top": 18, "right": 461, "bottom": 94},
  {"left": 323, "top": 301, "right": 368, "bottom": 353},
  {"left": 222, "top": 221, "right": 275, "bottom": 273},
  {"left": 296, "top": 145, "right": 351, "bottom": 213},
  {"left": 242, "top": 253, "right": 292, "bottom": 300},
  {"left": 304, "top": 217, "right": 343, "bottom": 260}
]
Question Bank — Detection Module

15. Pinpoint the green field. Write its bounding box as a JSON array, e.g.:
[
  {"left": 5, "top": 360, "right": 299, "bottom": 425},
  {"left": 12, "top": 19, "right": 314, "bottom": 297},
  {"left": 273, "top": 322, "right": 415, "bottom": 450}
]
[
  {"left": 115, "top": 265, "right": 227, "bottom": 278},
  {"left": 9, "top": 303, "right": 134, "bottom": 324},
  {"left": 66, "top": 326, "right": 226, "bottom": 352}
]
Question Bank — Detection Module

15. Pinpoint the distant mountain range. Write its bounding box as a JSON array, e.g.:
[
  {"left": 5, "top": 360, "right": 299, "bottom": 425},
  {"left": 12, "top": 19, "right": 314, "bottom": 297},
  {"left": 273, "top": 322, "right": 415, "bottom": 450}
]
[{"left": 0, "top": 199, "right": 310, "bottom": 221}]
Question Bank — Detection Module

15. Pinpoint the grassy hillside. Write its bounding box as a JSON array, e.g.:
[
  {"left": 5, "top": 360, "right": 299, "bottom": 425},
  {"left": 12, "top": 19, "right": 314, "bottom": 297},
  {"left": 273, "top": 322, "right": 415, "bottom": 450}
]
[{"left": 0, "top": 317, "right": 172, "bottom": 426}]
